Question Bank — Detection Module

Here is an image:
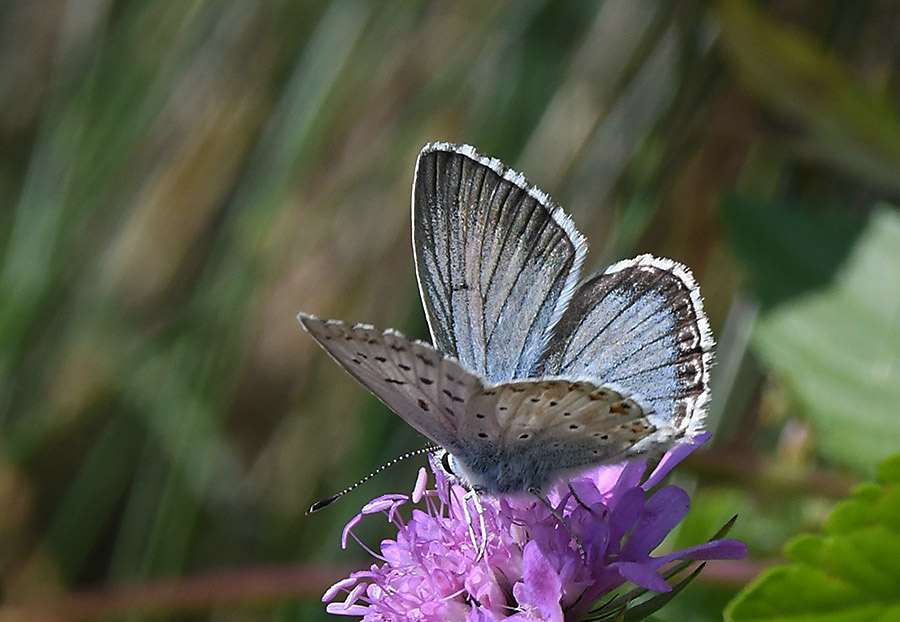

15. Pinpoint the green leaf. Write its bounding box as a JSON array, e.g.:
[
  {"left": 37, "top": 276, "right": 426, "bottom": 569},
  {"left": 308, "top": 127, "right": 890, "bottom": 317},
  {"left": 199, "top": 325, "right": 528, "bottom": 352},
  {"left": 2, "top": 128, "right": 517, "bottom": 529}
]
[
  {"left": 878, "top": 455, "right": 900, "bottom": 483},
  {"left": 726, "top": 456, "right": 900, "bottom": 622},
  {"left": 725, "top": 198, "right": 900, "bottom": 475}
]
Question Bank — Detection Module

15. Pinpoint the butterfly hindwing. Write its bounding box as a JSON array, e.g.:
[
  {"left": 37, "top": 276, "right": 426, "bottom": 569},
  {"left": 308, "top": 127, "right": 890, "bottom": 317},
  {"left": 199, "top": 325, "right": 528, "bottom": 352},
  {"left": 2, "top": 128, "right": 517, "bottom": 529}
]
[
  {"left": 413, "top": 143, "right": 586, "bottom": 383},
  {"left": 535, "top": 255, "right": 714, "bottom": 442},
  {"left": 298, "top": 313, "right": 484, "bottom": 453},
  {"left": 451, "top": 380, "right": 655, "bottom": 492}
]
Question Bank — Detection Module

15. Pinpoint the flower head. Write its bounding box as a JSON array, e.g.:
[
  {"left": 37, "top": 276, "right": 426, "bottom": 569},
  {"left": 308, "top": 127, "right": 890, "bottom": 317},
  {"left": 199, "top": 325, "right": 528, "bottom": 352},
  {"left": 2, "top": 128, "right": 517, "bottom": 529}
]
[{"left": 323, "top": 434, "right": 745, "bottom": 621}]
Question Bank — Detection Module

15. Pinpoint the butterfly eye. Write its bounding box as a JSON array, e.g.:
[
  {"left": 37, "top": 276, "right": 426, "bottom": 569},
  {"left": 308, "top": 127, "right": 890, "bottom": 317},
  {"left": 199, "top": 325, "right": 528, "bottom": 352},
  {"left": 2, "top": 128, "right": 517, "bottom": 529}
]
[{"left": 440, "top": 451, "right": 454, "bottom": 475}]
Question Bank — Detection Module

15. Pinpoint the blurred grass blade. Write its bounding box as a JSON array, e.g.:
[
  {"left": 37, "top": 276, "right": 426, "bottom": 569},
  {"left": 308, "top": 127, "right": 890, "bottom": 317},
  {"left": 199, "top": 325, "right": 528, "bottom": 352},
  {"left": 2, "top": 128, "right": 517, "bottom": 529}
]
[
  {"left": 714, "top": 0, "right": 900, "bottom": 192},
  {"left": 45, "top": 416, "right": 144, "bottom": 578}
]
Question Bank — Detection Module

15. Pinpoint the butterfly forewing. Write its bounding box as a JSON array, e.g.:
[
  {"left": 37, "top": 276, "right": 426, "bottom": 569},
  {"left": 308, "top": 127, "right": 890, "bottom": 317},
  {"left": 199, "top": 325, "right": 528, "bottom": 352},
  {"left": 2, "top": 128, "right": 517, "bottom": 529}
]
[
  {"left": 535, "top": 255, "right": 714, "bottom": 441},
  {"left": 298, "top": 313, "right": 483, "bottom": 453},
  {"left": 413, "top": 143, "right": 586, "bottom": 382}
]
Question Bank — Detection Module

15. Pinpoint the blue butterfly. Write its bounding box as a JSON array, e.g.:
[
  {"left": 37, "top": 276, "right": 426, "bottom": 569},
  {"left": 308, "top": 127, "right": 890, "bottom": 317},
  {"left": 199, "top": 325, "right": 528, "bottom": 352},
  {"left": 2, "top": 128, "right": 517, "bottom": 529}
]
[{"left": 299, "top": 143, "right": 713, "bottom": 497}]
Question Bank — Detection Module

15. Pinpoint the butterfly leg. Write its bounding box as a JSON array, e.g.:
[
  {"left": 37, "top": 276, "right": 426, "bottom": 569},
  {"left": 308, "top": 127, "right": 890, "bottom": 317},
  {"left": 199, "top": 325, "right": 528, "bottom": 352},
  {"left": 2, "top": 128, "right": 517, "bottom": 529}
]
[
  {"left": 530, "top": 488, "right": 586, "bottom": 563},
  {"left": 568, "top": 482, "right": 592, "bottom": 512},
  {"left": 461, "top": 489, "right": 488, "bottom": 562}
]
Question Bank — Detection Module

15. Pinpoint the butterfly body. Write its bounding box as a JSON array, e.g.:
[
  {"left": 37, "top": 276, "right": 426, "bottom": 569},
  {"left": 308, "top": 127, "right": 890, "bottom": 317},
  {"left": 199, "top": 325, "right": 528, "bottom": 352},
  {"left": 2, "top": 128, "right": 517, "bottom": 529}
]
[{"left": 299, "top": 143, "right": 713, "bottom": 495}]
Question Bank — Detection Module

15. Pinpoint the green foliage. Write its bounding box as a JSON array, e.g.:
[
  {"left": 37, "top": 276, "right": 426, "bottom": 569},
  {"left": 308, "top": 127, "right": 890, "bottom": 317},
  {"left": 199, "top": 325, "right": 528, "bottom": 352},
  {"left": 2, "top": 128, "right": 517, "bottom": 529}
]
[
  {"left": 725, "top": 200, "right": 900, "bottom": 475},
  {"left": 727, "top": 456, "right": 900, "bottom": 622}
]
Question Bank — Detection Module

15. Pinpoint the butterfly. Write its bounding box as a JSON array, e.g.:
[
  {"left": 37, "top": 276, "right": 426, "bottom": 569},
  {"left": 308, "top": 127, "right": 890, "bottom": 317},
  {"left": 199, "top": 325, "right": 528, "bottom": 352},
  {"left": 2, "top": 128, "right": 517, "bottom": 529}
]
[{"left": 298, "top": 142, "right": 713, "bottom": 498}]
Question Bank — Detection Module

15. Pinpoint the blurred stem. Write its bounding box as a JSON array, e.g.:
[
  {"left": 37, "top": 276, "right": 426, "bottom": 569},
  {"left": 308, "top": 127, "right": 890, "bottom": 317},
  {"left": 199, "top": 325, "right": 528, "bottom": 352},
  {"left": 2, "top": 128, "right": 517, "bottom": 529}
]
[
  {"left": 0, "top": 564, "right": 356, "bottom": 622},
  {"left": 685, "top": 445, "right": 856, "bottom": 499},
  {"left": 0, "top": 559, "right": 766, "bottom": 622}
]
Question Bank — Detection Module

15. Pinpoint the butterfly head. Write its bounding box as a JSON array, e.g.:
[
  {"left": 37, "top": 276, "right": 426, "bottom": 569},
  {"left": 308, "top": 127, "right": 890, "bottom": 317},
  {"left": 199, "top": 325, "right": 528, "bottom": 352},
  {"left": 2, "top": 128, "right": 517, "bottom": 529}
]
[
  {"left": 434, "top": 447, "right": 527, "bottom": 494},
  {"left": 433, "top": 444, "right": 573, "bottom": 495},
  {"left": 434, "top": 449, "right": 474, "bottom": 490}
]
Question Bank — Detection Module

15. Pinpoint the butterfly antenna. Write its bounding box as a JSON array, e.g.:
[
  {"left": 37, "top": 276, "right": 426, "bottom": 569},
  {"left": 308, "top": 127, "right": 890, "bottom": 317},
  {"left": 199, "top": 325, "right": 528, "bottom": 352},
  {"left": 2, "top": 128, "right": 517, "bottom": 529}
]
[{"left": 307, "top": 446, "right": 439, "bottom": 514}]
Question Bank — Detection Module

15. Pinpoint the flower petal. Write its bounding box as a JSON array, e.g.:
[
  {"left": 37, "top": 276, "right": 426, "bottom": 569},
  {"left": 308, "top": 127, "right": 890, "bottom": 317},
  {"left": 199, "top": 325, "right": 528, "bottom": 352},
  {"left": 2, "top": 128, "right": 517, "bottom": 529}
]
[
  {"left": 325, "top": 602, "right": 369, "bottom": 616},
  {"left": 611, "top": 460, "right": 647, "bottom": 499},
  {"left": 412, "top": 467, "right": 429, "bottom": 503},
  {"left": 653, "top": 538, "right": 748, "bottom": 565},
  {"left": 325, "top": 581, "right": 370, "bottom": 615},
  {"left": 616, "top": 561, "right": 672, "bottom": 592},
  {"left": 622, "top": 486, "right": 690, "bottom": 559},
  {"left": 520, "top": 541, "right": 564, "bottom": 622},
  {"left": 643, "top": 433, "right": 711, "bottom": 490},
  {"left": 322, "top": 577, "right": 358, "bottom": 602},
  {"left": 567, "top": 478, "right": 607, "bottom": 510},
  {"left": 608, "top": 487, "right": 645, "bottom": 543},
  {"left": 361, "top": 494, "right": 408, "bottom": 514},
  {"left": 340, "top": 513, "right": 363, "bottom": 549}
]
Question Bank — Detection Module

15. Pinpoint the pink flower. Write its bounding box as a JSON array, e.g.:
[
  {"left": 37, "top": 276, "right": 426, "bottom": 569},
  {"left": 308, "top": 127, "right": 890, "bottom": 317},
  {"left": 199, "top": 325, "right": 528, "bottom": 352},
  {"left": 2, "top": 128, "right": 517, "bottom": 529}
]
[{"left": 323, "top": 434, "right": 745, "bottom": 621}]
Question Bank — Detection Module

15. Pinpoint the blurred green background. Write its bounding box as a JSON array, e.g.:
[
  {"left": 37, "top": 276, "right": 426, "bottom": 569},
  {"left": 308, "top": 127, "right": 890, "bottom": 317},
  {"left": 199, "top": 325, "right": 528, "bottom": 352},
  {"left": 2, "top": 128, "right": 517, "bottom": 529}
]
[{"left": 2, "top": 0, "right": 899, "bottom": 620}]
